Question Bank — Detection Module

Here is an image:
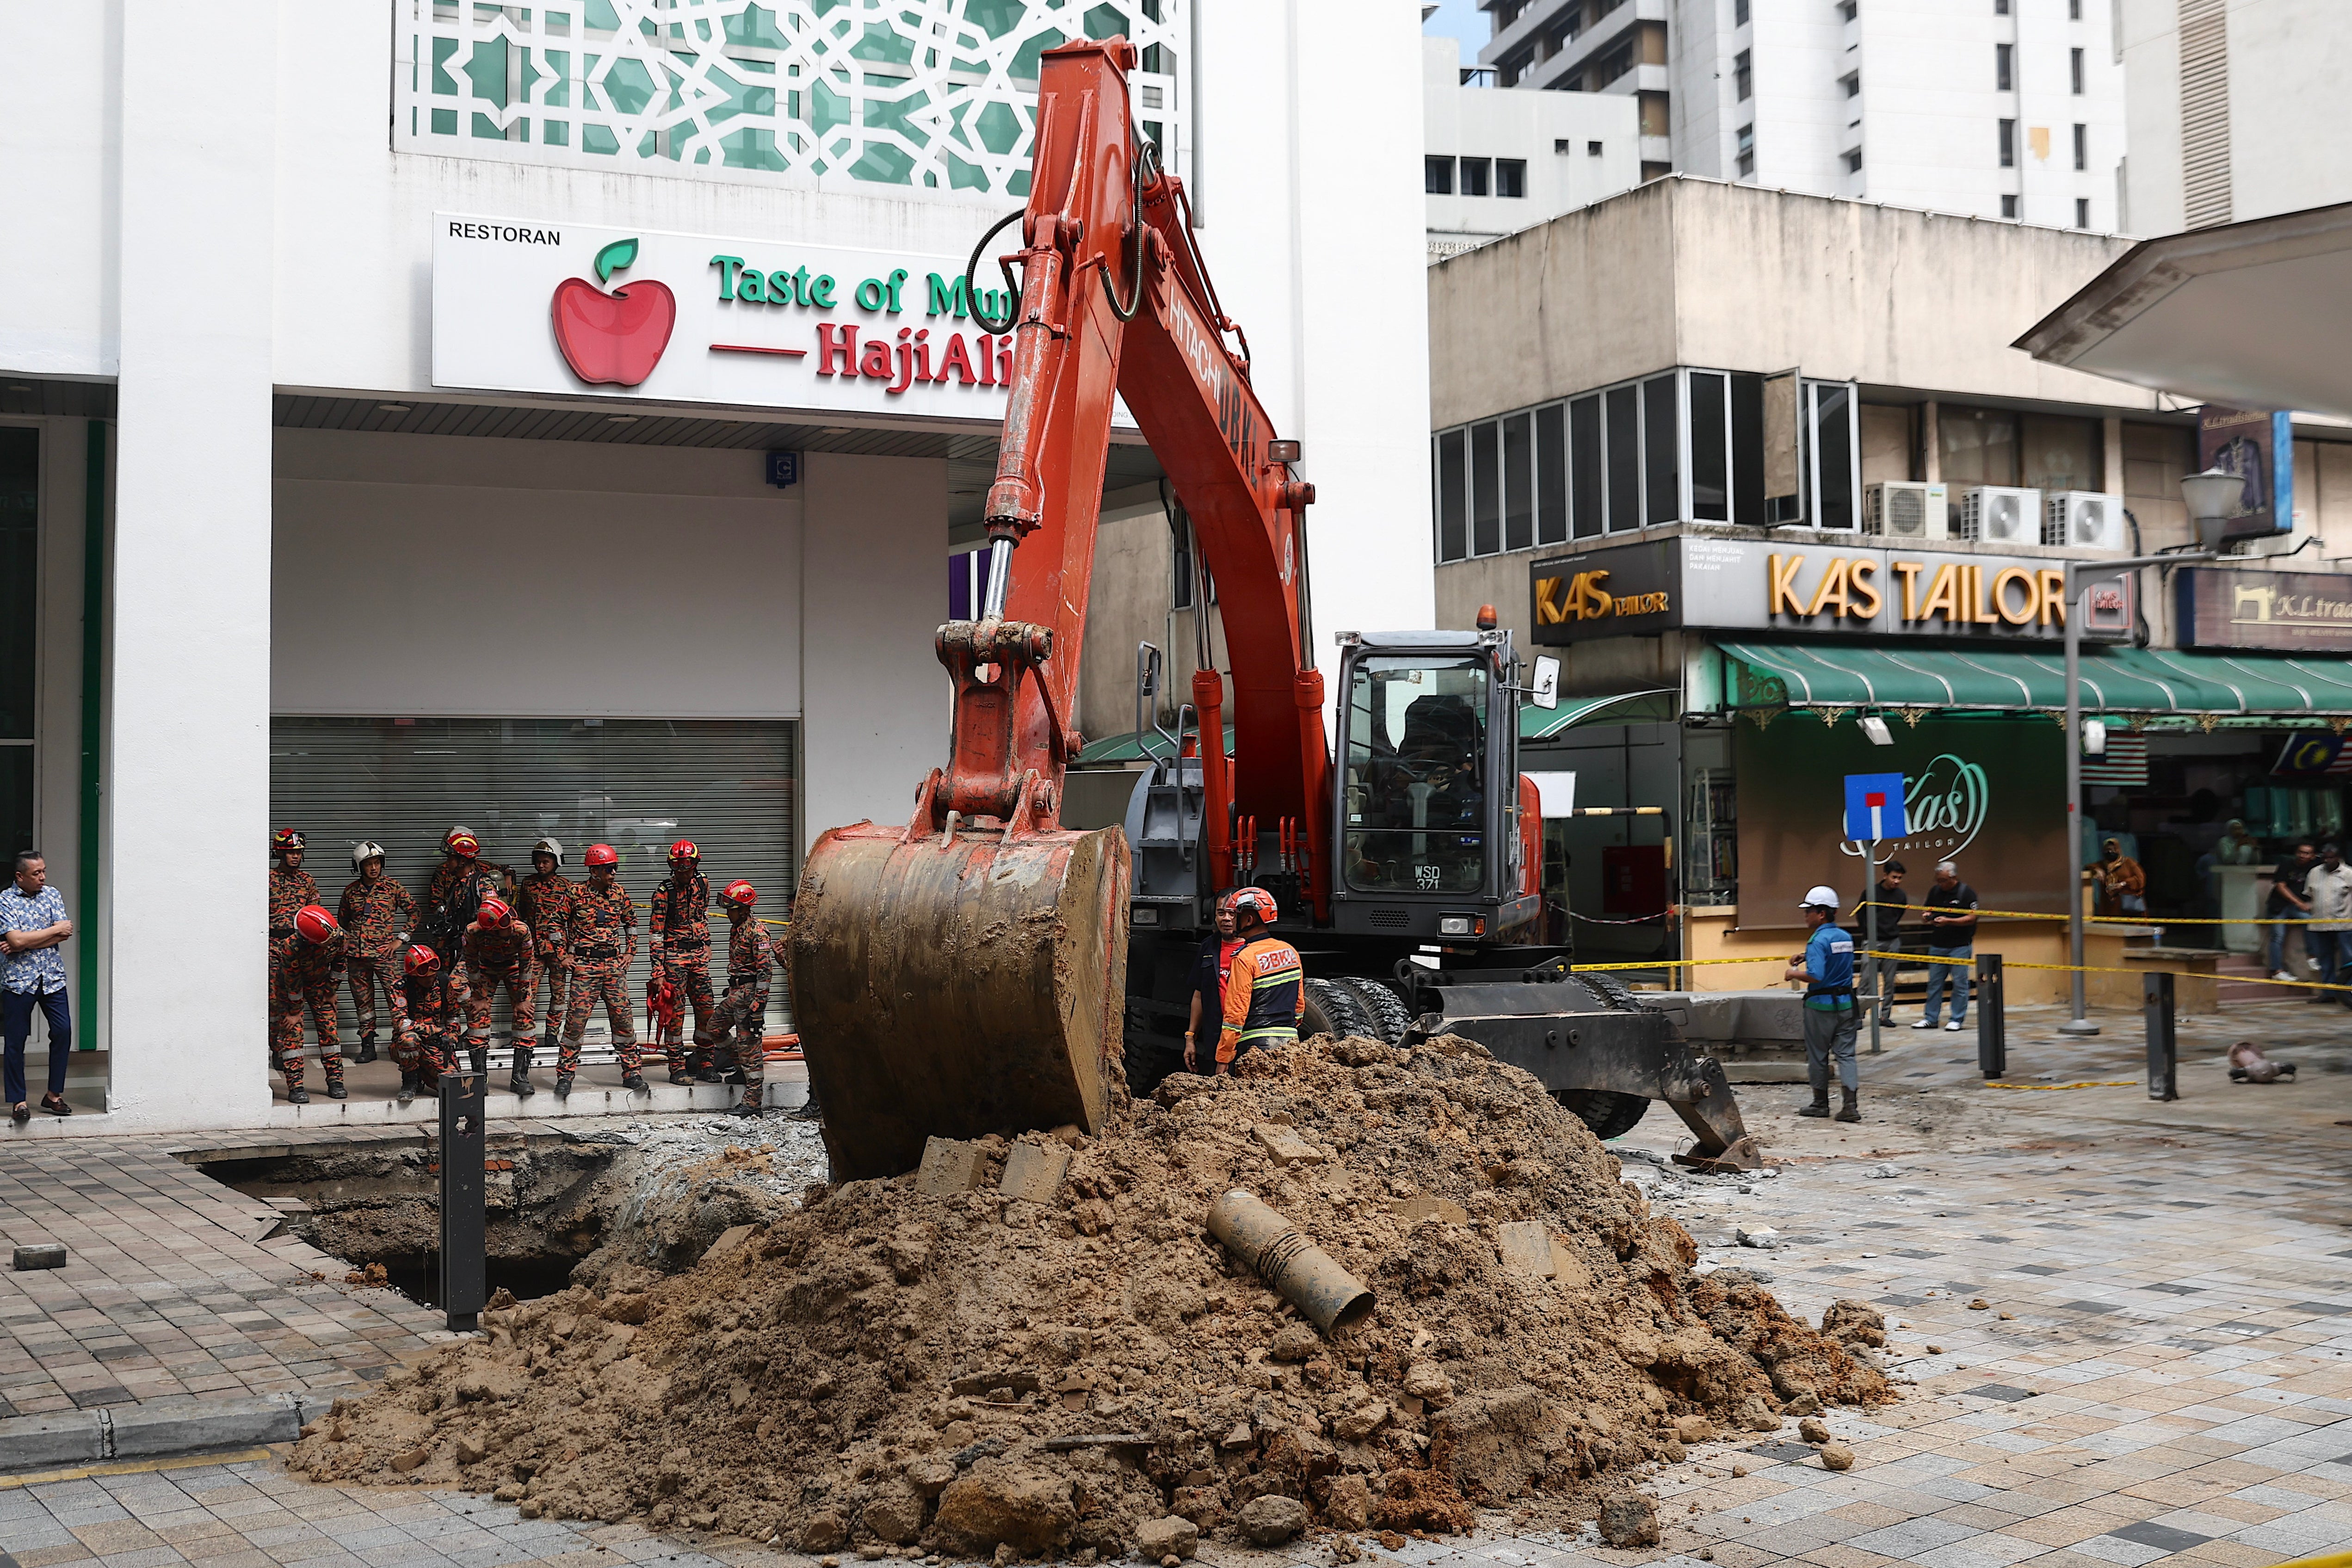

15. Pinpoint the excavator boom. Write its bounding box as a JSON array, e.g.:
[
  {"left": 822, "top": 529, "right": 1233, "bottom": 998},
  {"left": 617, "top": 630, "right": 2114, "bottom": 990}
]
[{"left": 787, "top": 37, "right": 1321, "bottom": 1178}]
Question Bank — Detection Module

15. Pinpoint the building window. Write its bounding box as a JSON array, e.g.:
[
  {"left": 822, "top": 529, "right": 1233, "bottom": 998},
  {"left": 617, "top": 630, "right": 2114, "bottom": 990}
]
[
  {"left": 1494, "top": 0, "right": 1525, "bottom": 28},
  {"left": 2073, "top": 122, "right": 2087, "bottom": 170},
  {"left": 1472, "top": 420, "right": 1501, "bottom": 555},
  {"left": 1459, "top": 156, "right": 1491, "bottom": 197},
  {"left": 1504, "top": 412, "right": 1534, "bottom": 551},
  {"left": 1170, "top": 512, "right": 1194, "bottom": 610},
  {"left": 1995, "top": 42, "right": 2012, "bottom": 91},
  {"left": 1436, "top": 430, "right": 1467, "bottom": 561},
  {"left": 1994, "top": 0, "right": 2009, "bottom": 13},
  {"left": 1425, "top": 155, "right": 1452, "bottom": 195},
  {"left": 1999, "top": 118, "right": 2016, "bottom": 167},
  {"left": 1807, "top": 381, "right": 1858, "bottom": 532},
  {"left": 1569, "top": 395, "right": 1601, "bottom": 537},
  {"left": 2071, "top": 46, "right": 2085, "bottom": 93},
  {"left": 1735, "top": 49, "right": 1752, "bottom": 100},
  {"left": 1845, "top": 147, "right": 1864, "bottom": 173},
  {"left": 2069, "top": 0, "right": 2082, "bottom": 16},
  {"left": 1499, "top": 49, "right": 1533, "bottom": 88},
  {"left": 1735, "top": 122, "right": 1755, "bottom": 178},
  {"left": 1735, "top": 0, "right": 1748, "bottom": 22},
  {"left": 1496, "top": 158, "right": 1527, "bottom": 198},
  {"left": 2001, "top": 193, "right": 2019, "bottom": 218},
  {"left": 1589, "top": 139, "right": 1605, "bottom": 155},
  {"left": 1839, "top": 0, "right": 1857, "bottom": 19},
  {"left": 1642, "top": 375, "right": 1679, "bottom": 527},
  {"left": 1592, "top": 40, "right": 1636, "bottom": 88},
  {"left": 1535, "top": 405, "right": 1567, "bottom": 544},
  {"left": 2076, "top": 197, "right": 2091, "bottom": 228},
  {"left": 1842, "top": 71, "right": 1861, "bottom": 96}
]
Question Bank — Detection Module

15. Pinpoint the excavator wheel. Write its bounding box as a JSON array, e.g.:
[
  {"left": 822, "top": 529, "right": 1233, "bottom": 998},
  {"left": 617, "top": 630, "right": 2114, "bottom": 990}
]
[
  {"left": 1339, "top": 977, "right": 1414, "bottom": 1047},
  {"left": 1556, "top": 1088, "right": 1651, "bottom": 1141},
  {"left": 1300, "top": 976, "right": 1377, "bottom": 1043},
  {"left": 786, "top": 818, "right": 1131, "bottom": 1180}
]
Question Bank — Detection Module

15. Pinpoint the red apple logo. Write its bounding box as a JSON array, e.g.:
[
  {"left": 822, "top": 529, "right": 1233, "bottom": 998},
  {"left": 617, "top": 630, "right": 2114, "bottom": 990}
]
[{"left": 551, "top": 238, "right": 675, "bottom": 388}]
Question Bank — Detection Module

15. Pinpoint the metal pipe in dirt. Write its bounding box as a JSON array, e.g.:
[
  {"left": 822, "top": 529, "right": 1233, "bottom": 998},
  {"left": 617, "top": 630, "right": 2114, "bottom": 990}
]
[{"left": 1207, "top": 1190, "right": 1374, "bottom": 1334}]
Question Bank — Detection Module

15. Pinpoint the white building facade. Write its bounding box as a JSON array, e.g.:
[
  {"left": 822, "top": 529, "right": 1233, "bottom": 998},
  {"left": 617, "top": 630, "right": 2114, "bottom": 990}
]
[
  {"left": 2118, "top": 0, "right": 2352, "bottom": 233},
  {"left": 0, "top": 0, "right": 1434, "bottom": 1135},
  {"left": 1423, "top": 36, "right": 1642, "bottom": 258},
  {"left": 1479, "top": 0, "right": 2125, "bottom": 231}
]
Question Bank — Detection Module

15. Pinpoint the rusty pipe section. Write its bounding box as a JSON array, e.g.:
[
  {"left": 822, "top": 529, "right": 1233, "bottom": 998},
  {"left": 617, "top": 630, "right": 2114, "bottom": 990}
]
[{"left": 1207, "top": 1190, "right": 1375, "bottom": 1334}]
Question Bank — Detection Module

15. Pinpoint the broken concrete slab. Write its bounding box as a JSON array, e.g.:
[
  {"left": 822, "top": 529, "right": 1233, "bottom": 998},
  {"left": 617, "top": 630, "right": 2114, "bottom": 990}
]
[
  {"left": 999, "top": 1141, "right": 1071, "bottom": 1204},
  {"left": 111, "top": 1394, "right": 302, "bottom": 1458},
  {"left": 1250, "top": 1124, "right": 1323, "bottom": 1166},
  {"left": 915, "top": 1137, "right": 988, "bottom": 1196},
  {"left": 0, "top": 1410, "right": 103, "bottom": 1469}
]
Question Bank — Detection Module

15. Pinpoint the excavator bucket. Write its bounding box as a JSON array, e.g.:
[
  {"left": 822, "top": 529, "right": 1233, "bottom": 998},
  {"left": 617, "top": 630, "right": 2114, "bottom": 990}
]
[{"left": 786, "top": 818, "right": 1132, "bottom": 1181}]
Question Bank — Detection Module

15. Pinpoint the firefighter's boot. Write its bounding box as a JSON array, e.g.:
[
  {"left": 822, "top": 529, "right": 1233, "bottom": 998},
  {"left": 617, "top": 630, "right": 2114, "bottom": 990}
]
[{"left": 509, "top": 1045, "right": 535, "bottom": 1098}]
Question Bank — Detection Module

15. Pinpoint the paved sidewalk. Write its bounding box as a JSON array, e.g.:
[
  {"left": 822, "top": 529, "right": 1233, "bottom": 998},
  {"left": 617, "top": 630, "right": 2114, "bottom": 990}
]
[{"left": 5, "top": 999, "right": 2352, "bottom": 1565}]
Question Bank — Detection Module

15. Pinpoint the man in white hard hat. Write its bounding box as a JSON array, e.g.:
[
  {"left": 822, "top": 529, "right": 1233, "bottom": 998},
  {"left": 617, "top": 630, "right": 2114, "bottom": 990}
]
[{"left": 1784, "top": 884, "right": 1862, "bottom": 1124}]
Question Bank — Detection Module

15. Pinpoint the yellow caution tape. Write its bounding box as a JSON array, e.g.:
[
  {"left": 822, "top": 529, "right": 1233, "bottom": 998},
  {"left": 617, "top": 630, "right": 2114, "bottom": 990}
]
[
  {"left": 1981, "top": 1080, "right": 2137, "bottom": 1091},
  {"left": 2270, "top": 1553, "right": 2352, "bottom": 1568}
]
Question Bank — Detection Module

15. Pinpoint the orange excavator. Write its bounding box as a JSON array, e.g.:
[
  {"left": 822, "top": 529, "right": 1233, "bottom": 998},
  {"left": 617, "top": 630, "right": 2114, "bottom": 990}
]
[{"left": 787, "top": 37, "right": 1753, "bottom": 1180}]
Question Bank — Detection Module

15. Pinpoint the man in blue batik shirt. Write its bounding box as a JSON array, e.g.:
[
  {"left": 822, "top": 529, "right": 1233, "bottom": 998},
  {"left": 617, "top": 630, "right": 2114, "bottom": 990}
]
[
  {"left": 0, "top": 850, "right": 74, "bottom": 1122},
  {"left": 1785, "top": 883, "right": 1861, "bottom": 1124}
]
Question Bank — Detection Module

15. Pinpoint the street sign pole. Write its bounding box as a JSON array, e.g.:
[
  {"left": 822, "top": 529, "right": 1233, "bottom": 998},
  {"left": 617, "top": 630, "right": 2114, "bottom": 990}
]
[{"left": 1868, "top": 834, "right": 1883, "bottom": 1056}]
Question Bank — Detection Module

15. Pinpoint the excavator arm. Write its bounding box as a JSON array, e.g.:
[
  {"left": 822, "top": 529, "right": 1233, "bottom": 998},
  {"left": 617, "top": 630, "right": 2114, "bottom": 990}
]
[{"left": 787, "top": 38, "right": 1322, "bottom": 1178}]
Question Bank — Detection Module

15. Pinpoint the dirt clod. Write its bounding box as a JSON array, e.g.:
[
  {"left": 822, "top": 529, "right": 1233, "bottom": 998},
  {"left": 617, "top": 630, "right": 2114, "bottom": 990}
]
[
  {"left": 1820, "top": 1300, "right": 1886, "bottom": 1348},
  {"left": 292, "top": 1035, "right": 1885, "bottom": 1545},
  {"left": 1797, "top": 1416, "right": 1830, "bottom": 1444},
  {"left": 1599, "top": 1492, "right": 1660, "bottom": 1547},
  {"left": 1819, "top": 1441, "right": 1856, "bottom": 1471}
]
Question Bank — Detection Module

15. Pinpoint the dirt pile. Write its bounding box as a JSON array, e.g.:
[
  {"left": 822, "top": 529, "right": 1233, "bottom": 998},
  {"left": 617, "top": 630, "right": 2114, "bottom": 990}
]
[{"left": 292, "top": 1033, "right": 1888, "bottom": 1553}]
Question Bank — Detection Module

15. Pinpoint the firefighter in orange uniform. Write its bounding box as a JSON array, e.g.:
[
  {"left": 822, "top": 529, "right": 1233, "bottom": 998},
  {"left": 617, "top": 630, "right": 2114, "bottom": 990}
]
[
  {"left": 514, "top": 838, "right": 576, "bottom": 1076},
  {"left": 337, "top": 840, "right": 414, "bottom": 1066},
  {"left": 463, "top": 896, "right": 538, "bottom": 1093},
  {"left": 274, "top": 904, "right": 348, "bottom": 1103},
  {"left": 650, "top": 840, "right": 716, "bottom": 1084},
  {"left": 390, "top": 944, "right": 462, "bottom": 1105},
  {"left": 1214, "top": 888, "right": 1304, "bottom": 1073},
  {"left": 558, "top": 843, "right": 646, "bottom": 1098},
  {"left": 708, "top": 880, "right": 779, "bottom": 1117}
]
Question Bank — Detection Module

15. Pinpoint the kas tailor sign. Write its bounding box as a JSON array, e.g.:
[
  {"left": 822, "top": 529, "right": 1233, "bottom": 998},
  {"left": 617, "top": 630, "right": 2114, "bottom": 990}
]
[{"left": 431, "top": 214, "right": 1132, "bottom": 425}]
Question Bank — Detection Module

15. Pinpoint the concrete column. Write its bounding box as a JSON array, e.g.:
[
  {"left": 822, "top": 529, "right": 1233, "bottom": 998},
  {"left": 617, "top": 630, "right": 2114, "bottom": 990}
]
[
  {"left": 2102, "top": 416, "right": 2124, "bottom": 497},
  {"left": 105, "top": 2, "right": 277, "bottom": 1128},
  {"left": 798, "top": 453, "right": 946, "bottom": 851},
  {"left": 33, "top": 421, "right": 90, "bottom": 1055},
  {"left": 1920, "top": 401, "right": 1941, "bottom": 484}
]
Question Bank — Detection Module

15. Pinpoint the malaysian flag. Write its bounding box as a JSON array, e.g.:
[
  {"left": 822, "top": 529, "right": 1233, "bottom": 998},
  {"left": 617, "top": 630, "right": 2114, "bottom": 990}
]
[{"left": 2273, "top": 733, "right": 2352, "bottom": 779}]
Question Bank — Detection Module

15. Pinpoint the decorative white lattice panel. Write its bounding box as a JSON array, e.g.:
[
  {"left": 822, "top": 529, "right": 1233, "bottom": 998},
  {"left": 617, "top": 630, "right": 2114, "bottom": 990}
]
[{"left": 393, "top": 0, "right": 1187, "bottom": 199}]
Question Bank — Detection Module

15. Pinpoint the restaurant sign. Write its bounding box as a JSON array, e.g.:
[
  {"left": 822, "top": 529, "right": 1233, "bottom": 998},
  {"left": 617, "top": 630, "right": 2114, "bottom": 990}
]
[
  {"left": 1529, "top": 536, "right": 2133, "bottom": 644},
  {"left": 2175, "top": 566, "right": 2352, "bottom": 652}
]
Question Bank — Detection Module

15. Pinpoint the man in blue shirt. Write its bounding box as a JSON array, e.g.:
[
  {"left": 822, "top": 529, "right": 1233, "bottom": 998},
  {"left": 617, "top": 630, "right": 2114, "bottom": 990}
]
[
  {"left": 0, "top": 850, "right": 74, "bottom": 1122},
  {"left": 1785, "top": 884, "right": 1861, "bottom": 1124}
]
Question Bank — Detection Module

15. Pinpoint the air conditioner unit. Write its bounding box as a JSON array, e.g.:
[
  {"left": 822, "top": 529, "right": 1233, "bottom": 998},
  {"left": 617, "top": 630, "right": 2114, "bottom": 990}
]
[
  {"left": 2044, "top": 490, "right": 2126, "bottom": 551},
  {"left": 1864, "top": 480, "right": 1949, "bottom": 539},
  {"left": 1958, "top": 486, "right": 2043, "bottom": 544}
]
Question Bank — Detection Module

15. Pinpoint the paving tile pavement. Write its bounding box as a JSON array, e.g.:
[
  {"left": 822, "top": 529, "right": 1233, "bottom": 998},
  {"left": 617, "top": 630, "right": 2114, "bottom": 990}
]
[{"left": 6, "top": 1000, "right": 2352, "bottom": 1565}]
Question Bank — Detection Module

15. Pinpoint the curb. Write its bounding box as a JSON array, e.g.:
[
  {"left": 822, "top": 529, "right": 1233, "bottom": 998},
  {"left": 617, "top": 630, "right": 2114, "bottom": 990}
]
[{"left": 0, "top": 1391, "right": 333, "bottom": 1472}]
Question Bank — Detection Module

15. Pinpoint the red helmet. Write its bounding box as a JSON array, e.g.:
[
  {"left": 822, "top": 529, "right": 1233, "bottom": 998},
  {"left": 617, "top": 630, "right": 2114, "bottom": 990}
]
[
  {"left": 404, "top": 943, "right": 441, "bottom": 976},
  {"left": 1228, "top": 887, "right": 1278, "bottom": 926},
  {"left": 720, "top": 879, "right": 757, "bottom": 908},
  {"left": 272, "top": 829, "right": 305, "bottom": 852},
  {"left": 583, "top": 843, "right": 619, "bottom": 867},
  {"left": 476, "top": 896, "right": 512, "bottom": 926},
  {"left": 444, "top": 828, "right": 480, "bottom": 858},
  {"left": 669, "top": 839, "right": 699, "bottom": 863},
  {"left": 294, "top": 904, "right": 340, "bottom": 944}
]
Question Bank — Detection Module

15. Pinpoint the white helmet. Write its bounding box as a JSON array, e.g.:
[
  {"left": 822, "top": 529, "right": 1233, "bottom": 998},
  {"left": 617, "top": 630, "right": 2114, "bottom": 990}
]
[
  {"left": 532, "top": 836, "right": 564, "bottom": 866},
  {"left": 1801, "top": 885, "right": 1842, "bottom": 911},
  {"left": 352, "top": 840, "right": 387, "bottom": 872}
]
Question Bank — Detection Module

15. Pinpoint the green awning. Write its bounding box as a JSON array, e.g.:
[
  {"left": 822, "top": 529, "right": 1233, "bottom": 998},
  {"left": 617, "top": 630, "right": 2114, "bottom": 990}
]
[
  {"left": 1074, "top": 724, "right": 1236, "bottom": 765},
  {"left": 1717, "top": 642, "right": 2352, "bottom": 715},
  {"left": 1521, "top": 687, "right": 1680, "bottom": 740}
]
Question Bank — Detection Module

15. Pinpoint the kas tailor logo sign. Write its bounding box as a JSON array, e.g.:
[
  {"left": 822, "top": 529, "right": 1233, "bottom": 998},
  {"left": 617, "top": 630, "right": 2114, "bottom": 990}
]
[{"left": 431, "top": 214, "right": 1133, "bottom": 426}]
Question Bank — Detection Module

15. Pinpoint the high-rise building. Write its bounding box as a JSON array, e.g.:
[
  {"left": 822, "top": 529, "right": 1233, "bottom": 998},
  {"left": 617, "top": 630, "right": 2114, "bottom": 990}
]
[
  {"left": 1424, "top": 36, "right": 1642, "bottom": 259},
  {"left": 1479, "top": 0, "right": 2125, "bottom": 230},
  {"left": 2117, "top": 0, "right": 2352, "bottom": 233}
]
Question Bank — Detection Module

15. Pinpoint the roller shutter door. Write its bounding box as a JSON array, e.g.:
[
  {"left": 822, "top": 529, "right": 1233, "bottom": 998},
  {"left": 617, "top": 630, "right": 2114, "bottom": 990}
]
[{"left": 270, "top": 717, "right": 796, "bottom": 1052}]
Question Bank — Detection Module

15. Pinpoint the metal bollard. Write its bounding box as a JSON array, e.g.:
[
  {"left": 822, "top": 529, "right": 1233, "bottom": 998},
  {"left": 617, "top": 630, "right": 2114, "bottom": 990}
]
[
  {"left": 1975, "top": 952, "right": 2006, "bottom": 1079},
  {"left": 438, "top": 1069, "right": 488, "bottom": 1332},
  {"left": 2143, "top": 970, "right": 2179, "bottom": 1102}
]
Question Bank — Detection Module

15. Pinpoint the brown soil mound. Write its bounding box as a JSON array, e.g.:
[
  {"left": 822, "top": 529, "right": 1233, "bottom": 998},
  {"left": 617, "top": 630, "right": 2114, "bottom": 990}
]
[{"left": 292, "top": 1034, "right": 1888, "bottom": 1553}]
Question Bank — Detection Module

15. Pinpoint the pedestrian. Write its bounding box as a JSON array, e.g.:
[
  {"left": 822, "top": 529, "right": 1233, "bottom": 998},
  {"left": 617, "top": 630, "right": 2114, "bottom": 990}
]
[
  {"left": 1183, "top": 893, "right": 1243, "bottom": 1075},
  {"left": 557, "top": 843, "right": 647, "bottom": 1098},
  {"left": 650, "top": 840, "right": 716, "bottom": 1084},
  {"left": 1, "top": 850, "right": 74, "bottom": 1121},
  {"left": 2095, "top": 837, "right": 2148, "bottom": 917},
  {"left": 1855, "top": 859, "right": 1908, "bottom": 1025},
  {"left": 1213, "top": 888, "right": 1303, "bottom": 1072},
  {"left": 1914, "top": 860, "right": 1979, "bottom": 1032},
  {"left": 2304, "top": 841, "right": 2352, "bottom": 1005},
  {"left": 514, "top": 838, "right": 576, "bottom": 1079},
  {"left": 2267, "top": 839, "right": 2316, "bottom": 981},
  {"left": 1786, "top": 885, "right": 1861, "bottom": 1123},
  {"left": 274, "top": 904, "right": 349, "bottom": 1104},
  {"left": 463, "top": 896, "right": 538, "bottom": 1091},
  {"left": 389, "top": 944, "right": 461, "bottom": 1105},
  {"left": 708, "top": 880, "right": 780, "bottom": 1117},
  {"left": 336, "top": 840, "right": 414, "bottom": 1066}
]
